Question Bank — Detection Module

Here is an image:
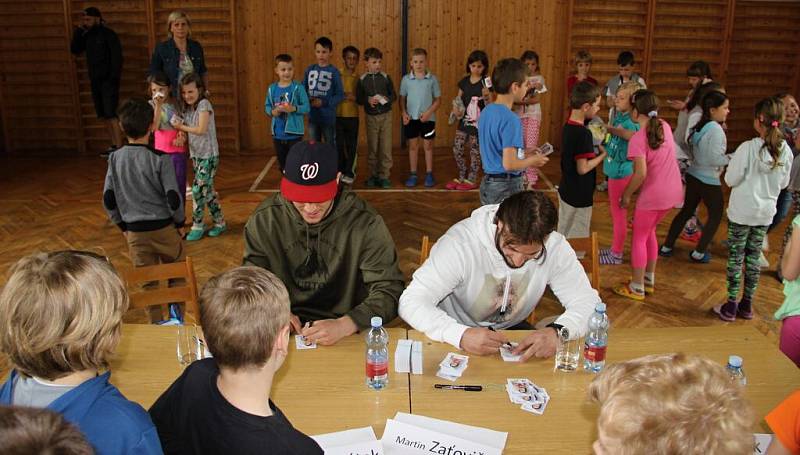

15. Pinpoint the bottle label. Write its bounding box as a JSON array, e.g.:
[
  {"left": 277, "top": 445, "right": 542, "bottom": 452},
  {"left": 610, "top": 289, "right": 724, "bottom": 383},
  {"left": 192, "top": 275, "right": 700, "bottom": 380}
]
[
  {"left": 583, "top": 344, "right": 607, "bottom": 362},
  {"left": 366, "top": 360, "right": 388, "bottom": 379}
]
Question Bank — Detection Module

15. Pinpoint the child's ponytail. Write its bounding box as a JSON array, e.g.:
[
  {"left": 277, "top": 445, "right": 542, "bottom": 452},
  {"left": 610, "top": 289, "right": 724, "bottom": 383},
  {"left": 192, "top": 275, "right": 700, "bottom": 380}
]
[
  {"left": 755, "top": 96, "right": 786, "bottom": 168},
  {"left": 633, "top": 89, "right": 664, "bottom": 150}
]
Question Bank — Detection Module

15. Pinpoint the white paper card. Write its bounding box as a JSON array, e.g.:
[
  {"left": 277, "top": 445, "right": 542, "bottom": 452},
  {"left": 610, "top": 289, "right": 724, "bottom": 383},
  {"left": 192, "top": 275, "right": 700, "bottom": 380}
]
[
  {"left": 295, "top": 335, "right": 317, "bottom": 349},
  {"left": 392, "top": 412, "right": 507, "bottom": 450},
  {"left": 411, "top": 341, "right": 423, "bottom": 375},
  {"left": 395, "top": 339, "right": 412, "bottom": 373},
  {"left": 753, "top": 434, "right": 773, "bottom": 454},
  {"left": 312, "top": 427, "right": 383, "bottom": 455},
  {"left": 382, "top": 419, "right": 501, "bottom": 455}
]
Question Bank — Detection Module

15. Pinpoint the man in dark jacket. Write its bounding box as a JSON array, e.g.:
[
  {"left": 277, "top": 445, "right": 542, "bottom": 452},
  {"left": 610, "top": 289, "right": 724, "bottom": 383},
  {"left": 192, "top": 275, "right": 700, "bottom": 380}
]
[
  {"left": 243, "top": 141, "right": 404, "bottom": 345},
  {"left": 70, "top": 7, "right": 123, "bottom": 156}
]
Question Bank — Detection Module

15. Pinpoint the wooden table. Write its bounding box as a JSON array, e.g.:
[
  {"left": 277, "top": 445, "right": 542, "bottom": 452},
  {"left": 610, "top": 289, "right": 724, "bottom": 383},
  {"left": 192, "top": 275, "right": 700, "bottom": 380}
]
[
  {"left": 408, "top": 326, "right": 800, "bottom": 454},
  {"left": 110, "top": 325, "right": 410, "bottom": 435}
]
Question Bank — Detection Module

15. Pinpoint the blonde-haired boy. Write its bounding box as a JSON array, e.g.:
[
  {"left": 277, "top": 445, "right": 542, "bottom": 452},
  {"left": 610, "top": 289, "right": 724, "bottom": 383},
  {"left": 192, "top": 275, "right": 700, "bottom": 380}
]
[
  {"left": 566, "top": 50, "right": 598, "bottom": 98},
  {"left": 589, "top": 353, "right": 754, "bottom": 455},
  {"left": 0, "top": 251, "right": 162, "bottom": 454},
  {"left": 149, "top": 266, "right": 322, "bottom": 454}
]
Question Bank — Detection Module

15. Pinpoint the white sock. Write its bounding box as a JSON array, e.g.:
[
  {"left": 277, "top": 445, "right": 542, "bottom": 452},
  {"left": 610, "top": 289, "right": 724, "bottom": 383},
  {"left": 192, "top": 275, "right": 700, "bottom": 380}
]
[
  {"left": 630, "top": 281, "right": 645, "bottom": 293},
  {"left": 763, "top": 236, "right": 770, "bottom": 251},
  {"left": 691, "top": 250, "right": 705, "bottom": 260},
  {"left": 644, "top": 272, "right": 655, "bottom": 285}
]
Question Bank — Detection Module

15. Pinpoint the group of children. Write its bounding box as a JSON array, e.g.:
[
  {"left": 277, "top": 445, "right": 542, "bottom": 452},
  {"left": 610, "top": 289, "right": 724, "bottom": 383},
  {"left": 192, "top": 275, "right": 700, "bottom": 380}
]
[{"left": 0, "top": 249, "right": 783, "bottom": 455}]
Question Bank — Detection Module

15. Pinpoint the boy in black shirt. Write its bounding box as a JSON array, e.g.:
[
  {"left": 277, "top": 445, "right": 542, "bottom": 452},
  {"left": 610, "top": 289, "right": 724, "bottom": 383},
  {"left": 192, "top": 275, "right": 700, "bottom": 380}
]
[
  {"left": 149, "top": 267, "right": 322, "bottom": 454},
  {"left": 558, "top": 81, "right": 606, "bottom": 238}
]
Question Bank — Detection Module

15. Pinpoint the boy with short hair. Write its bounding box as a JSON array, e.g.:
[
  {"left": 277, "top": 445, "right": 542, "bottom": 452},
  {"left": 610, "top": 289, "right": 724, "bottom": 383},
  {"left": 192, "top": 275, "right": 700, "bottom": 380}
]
[
  {"left": 605, "top": 50, "right": 647, "bottom": 118},
  {"left": 265, "top": 53, "right": 310, "bottom": 172},
  {"left": 336, "top": 46, "right": 360, "bottom": 184},
  {"left": 558, "top": 81, "right": 606, "bottom": 238},
  {"left": 149, "top": 266, "right": 323, "bottom": 454},
  {"left": 400, "top": 48, "right": 441, "bottom": 187},
  {"left": 303, "top": 36, "right": 344, "bottom": 146},
  {"left": 0, "top": 251, "right": 162, "bottom": 454},
  {"left": 357, "top": 47, "right": 396, "bottom": 189},
  {"left": 566, "top": 50, "right": 598, "bottom": 98},
  {"left": 589, "top": 353, "right": 753, "bottom": 455},
  {"left": 102, "top": 98, "right": 185, "bottom": 315},
  {"left": 0, "top": 406, "right": 94, "bottom": 455},
  {"left": 477, "top": 58, "right": 549, "bottom": 205}
]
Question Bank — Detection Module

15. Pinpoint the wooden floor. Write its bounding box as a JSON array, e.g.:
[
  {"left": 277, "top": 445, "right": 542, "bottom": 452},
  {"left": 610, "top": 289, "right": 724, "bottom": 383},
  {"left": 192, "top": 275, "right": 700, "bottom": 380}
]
[{"left": 0, "top": 147, "right": 789, "bottom": 346}]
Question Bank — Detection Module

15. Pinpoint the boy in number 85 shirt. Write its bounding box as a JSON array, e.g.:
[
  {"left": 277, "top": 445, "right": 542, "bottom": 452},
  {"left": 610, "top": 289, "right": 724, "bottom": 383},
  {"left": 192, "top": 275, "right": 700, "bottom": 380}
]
[{"left": 303, "top": 36, "right": 344, "bottom": 146}]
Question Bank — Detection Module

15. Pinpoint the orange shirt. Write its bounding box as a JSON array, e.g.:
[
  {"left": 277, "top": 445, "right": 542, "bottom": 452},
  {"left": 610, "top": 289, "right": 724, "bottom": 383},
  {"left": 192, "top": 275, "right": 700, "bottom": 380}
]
[{"left": 766, "top": 390, "right": 800, "bottom": 454}]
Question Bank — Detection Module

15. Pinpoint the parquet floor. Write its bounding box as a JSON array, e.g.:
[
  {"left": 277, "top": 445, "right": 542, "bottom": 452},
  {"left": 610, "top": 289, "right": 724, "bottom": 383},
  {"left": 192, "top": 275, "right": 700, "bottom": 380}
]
[{"left": 0, "top": 148, "right": 787, "bottom": 346}]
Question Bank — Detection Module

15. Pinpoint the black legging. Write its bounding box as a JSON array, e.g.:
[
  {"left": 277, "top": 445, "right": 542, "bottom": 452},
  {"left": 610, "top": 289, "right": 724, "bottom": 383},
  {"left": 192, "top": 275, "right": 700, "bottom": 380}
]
[{"left": 664, "top": 173, "right": 724, "bottom": 254}]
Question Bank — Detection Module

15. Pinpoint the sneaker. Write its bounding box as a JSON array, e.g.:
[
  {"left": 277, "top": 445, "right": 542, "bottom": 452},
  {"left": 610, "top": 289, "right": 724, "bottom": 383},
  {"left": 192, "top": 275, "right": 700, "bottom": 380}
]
[
  {"left": 596, "top": 180, "right": 608, "bottom": 192},
  {"left": 658, "top": 246, "right": 673, "bottom": 257},
  {"left": 599, "top": 248, "right": 623, "bottom": 265},
  {"left": 680, "top": 229, "right": 702, "bottom": 243},
  {"left": 712, "top": 302, "right": 737, "bottom": 322},
  {"left": 186, "top": 228, "right": 204, "bottom": 241},
  {"left": 455, "top": 180, "right": 478, "bottom": 191},
  {"left": 365, "top": 176, "right": 379, "bottom": 188},
  {"left": 379, "top": 178, "right": 392, "bottom": 189},
  {"left": 758, "top": 251, "right": 770, "bottom": 269},
  {"left": 405, "top": 174, "right": 418, "bottom": 187},
  {"left": 612, "top": 281, "right": 645, "bottom": 301},
  {"left": 737, "top": 301, "right": 754, "bottom": 320},
  {"left": 424, "top": 172, "right": 436, "bottom": 187},
  {"left": 208, "top": 225, "right": 226, "bottom": 237},
  {"left": 341, "top": 174, "right": 354, "bottom": 185},
  {"left": 689, "top": 250, "right": 711, "bottom": 263},
  {"left": 445, "top": 179, "right": 463, "bottom": 190}
]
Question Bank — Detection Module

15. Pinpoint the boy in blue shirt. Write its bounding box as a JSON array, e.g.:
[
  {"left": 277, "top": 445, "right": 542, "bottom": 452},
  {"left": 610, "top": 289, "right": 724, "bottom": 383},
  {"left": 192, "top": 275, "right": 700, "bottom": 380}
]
[
  {"left": 477, "top": 58, "right": 549, "bottom": 205},
  {"left": 399, "top": 48, "right": 441, "bottom": 187},
  {"left": 0, "top": 251, "right": 162, "bottom": 454},
  {"left": 266, "top": 53, "right": 310, "bottom": 171},
  {"left": 303, "top": 37, "right": 344, "bottom": 146}
]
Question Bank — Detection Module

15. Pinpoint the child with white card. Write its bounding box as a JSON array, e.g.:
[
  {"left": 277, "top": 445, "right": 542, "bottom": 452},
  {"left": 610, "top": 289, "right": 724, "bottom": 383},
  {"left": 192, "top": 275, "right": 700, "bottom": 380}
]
[
  {"left": 149, "top": 266, "right": 323, "bottom": 454},
  {"left": 588, "top": 353, "right": 752, "bottom": 454}
]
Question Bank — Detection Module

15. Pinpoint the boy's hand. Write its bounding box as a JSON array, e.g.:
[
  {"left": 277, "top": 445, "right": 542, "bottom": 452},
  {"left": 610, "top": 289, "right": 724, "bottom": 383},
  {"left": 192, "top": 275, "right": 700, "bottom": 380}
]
[
  {"left": 420, "top": 111, "right": 431, "bottom": 123},
  {"left": 527, "top": 153, "right": 549, "bottom": 168},
  {"left": 368, "top": 95, "right": 379, "bottom": 107},
  {"left": 667, "top": 99, "right": 686, "bottom": 111},
  {"left": 620, "top": 193, "right": 631, "bottom": 208},
  {"left": 271, "top": 107, "right": 282, "bottom": 116},
  {"left": 402, "top": 112, "right": 411, "bottom": 125},
  {"left": 311, "top": 98, "right": 323, "bottom": 108}
]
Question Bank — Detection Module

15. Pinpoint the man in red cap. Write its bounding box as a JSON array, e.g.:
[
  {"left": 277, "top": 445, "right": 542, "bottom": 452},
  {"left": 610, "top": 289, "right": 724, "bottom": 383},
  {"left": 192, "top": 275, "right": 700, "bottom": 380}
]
[
  {"left": 70, "top": 7, "right": 123, "bottom": 157},
  {"left": 243, "top": 141, "right": 403, "bottom": 345}
]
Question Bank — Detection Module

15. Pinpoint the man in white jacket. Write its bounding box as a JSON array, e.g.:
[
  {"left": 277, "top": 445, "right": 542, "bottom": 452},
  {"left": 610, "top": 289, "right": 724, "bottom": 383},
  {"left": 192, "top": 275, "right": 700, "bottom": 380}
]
[{"left": 399, "top": 191, "right": 600, "bottom": 361}]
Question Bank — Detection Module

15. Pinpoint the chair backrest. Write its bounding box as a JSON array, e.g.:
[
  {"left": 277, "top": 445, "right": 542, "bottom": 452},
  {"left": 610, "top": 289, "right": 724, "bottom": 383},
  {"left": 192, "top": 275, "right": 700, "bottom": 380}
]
[
  {"left": 121, "top": 257, "right": 200, "bottom": 322},
  {"left": 419, "top": 235, "right": 431, "bottom": 265},
  {"left": 566, "top": 232, "right": 600, "bottom": 291}
]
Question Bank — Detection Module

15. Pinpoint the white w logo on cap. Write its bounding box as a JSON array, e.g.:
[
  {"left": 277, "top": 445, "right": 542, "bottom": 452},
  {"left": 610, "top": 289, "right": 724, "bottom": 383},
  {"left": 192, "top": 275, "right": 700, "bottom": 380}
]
[{"left": 300, "top": 163, "right": 319, "bottom": 181}]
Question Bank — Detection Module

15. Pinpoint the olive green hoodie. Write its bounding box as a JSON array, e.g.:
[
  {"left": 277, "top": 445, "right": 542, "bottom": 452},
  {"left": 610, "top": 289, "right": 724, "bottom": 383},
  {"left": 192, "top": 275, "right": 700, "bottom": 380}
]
[{"left": 243, "top": 189, "right": 402, "bottom": 329}]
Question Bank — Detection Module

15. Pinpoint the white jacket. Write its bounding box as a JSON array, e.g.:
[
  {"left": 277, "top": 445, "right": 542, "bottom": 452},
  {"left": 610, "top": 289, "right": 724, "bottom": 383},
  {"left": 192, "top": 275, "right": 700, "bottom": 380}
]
[
  {"left": 725, "top": 137, "right": 793, "bottom": 226},
  {"left": 398, "top": 204, "right": 600, "bottom": 349}
]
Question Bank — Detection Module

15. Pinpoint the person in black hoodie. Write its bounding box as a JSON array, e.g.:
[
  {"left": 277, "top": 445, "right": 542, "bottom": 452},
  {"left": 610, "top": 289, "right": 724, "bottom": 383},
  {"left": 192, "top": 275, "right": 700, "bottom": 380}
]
[{"left": 70, "top": 7, "right": 124, "bottom": 156}]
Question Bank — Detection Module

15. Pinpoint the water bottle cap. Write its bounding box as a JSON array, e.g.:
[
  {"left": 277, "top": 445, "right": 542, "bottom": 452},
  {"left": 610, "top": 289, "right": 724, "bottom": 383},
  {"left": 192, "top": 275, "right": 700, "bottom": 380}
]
[
  {"left": 370, "top": 317, "right": 383, "bottom": 328},
  {"left": 728, "top": 355, "right": 742, "bottom": 367},
  {"left": 595, "top": 302, "right": 606, "bottom": 313}
]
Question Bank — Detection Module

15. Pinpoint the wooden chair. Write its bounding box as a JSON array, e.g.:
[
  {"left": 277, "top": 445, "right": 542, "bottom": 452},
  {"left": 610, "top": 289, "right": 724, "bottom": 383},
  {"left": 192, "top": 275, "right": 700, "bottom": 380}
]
[
  {"left": 419, "top": 235, "right": 432, "bottom": 265},
  {"left": 121, "top": 257, "right": 200, "bottom": 323}
]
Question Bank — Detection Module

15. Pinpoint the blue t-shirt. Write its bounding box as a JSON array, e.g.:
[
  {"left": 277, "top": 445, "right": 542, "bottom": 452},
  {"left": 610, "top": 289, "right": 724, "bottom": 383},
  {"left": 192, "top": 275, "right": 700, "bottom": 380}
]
[
  {"left": 602, "top": 111, "right": 639, "bottom": 179},
  {"left": 270, "top": 84, "right": 301, "bottom": 141},
  {"left": 478, "top": 103, "right": 524, "bottom": 175},
  {"left": 303, "top": 64, "right": 344, "bottom": 126},
  {"left": 399, "top": 72, "right": 442, "bottom": 121}
]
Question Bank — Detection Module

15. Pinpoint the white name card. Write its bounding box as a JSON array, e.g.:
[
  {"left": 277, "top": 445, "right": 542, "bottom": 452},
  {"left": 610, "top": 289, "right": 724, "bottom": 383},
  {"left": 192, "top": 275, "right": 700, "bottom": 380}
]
[
  {"left": 753, "top": 434, "right": 773, "bottom": 454},
  {"left": 382, "top": 419, "right": 502, "bottom": 455},
  {"left": 312, "top": 427, "right": 384, "bottom": 455}
]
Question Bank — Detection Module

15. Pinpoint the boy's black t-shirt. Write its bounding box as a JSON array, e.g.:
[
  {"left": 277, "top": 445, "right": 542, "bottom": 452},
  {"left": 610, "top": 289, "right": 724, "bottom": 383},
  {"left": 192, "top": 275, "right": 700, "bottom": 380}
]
[
  {"left": 558, "top": 120, "right": 597, "bottom": 208},
  {"left": 149, "top": 358, "right": 323, "bottom": 455}
]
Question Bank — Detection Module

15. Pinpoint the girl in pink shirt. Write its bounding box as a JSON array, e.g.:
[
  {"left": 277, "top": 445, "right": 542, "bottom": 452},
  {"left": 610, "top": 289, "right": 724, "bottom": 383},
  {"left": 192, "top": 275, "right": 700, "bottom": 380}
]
[{"left": 613, "top": 90, "right": 683, "bottom": 301}]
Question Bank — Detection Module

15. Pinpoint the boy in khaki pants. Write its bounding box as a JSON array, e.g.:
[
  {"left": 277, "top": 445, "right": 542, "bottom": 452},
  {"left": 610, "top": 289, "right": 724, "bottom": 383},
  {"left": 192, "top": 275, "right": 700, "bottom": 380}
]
[{"left": 357, "top": 47, "right": 396, "bottom": 188}]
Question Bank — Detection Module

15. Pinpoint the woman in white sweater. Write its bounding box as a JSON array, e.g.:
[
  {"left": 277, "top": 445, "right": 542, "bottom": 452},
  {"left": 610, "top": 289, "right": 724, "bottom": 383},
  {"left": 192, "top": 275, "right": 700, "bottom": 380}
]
[{"left": 714, "top": 97, "right": 793, "bottom": 321}]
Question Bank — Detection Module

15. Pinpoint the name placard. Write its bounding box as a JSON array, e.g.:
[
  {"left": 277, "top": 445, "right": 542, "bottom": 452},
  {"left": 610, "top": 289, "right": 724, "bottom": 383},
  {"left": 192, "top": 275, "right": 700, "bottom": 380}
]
[{"left": 381, "top": 419, "right": 502, "bottom": 455}]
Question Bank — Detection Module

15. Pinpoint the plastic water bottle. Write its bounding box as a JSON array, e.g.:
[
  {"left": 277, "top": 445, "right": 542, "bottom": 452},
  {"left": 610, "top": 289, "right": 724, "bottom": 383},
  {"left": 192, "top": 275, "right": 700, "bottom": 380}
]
[
  {"left": 365, "top": 317, "right": 389, "bottom": 390},
  {"left": 583, "top": 302, "right": 609, "bottom": 373},
  {"left": 726, "top": 355, "right": 747, "bottom": 386}
]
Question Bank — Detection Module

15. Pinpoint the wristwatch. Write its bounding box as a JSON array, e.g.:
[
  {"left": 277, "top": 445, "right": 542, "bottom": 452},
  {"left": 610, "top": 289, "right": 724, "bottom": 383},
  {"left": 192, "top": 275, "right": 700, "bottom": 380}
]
[{"left": 545, "top": 322, "right": 565, "bottom": 338}]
